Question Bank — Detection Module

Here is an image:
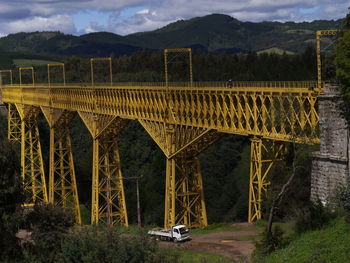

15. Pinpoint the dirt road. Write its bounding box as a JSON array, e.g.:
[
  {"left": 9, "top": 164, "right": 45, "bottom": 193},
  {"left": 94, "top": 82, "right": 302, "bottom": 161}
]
[{"left": 160, "top": 223, "right": 262, "bottom": 262}]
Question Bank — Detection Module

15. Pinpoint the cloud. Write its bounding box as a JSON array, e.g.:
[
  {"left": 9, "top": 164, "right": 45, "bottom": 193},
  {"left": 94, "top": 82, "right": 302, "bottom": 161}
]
[
  {"left": 3, "top": 15, "right": 76, "bottom": 34},
  {"left": 0, "top": 0, "right": 347, "bottom": 36},
  {"left": 100, "top": 0, "right": 349, "bottom": 35}
]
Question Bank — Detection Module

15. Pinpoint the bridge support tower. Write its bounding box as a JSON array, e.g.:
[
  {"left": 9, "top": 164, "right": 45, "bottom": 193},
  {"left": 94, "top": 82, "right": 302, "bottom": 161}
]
[
  {"left": 79, "top": 113, "right": 128, "bottom": 226},
  {"left": 248, "top": 137, "right": 286, "bottom": 222},
  {"left": 140, "top": 120, "right": 222, "bottom": 228},
  {"left": 41, "top": 108, "right": 81, "bottom": 224},
  {"left": 12, "top": 105, "right": 48, "bottom": 205}
]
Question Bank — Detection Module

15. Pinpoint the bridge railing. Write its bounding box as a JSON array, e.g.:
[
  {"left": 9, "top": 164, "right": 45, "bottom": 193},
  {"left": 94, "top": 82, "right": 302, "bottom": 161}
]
[{"left": 1, "top": 81, "right": 318, "bottom": 89}]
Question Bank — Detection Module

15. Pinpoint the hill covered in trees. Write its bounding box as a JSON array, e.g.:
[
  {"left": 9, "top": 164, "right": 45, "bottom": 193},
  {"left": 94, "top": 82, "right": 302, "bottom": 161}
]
[{"left": 0, "top": 14, "right": 342, "bottom": 57}]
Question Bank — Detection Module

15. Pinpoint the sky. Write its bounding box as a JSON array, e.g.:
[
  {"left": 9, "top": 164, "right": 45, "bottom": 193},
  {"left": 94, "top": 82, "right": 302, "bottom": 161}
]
[{"left": 0, "top": 0, "right": 348, "bottom": 37}]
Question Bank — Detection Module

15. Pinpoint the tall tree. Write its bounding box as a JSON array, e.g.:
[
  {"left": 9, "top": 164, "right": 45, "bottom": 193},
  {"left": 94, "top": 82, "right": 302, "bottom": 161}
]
[
  {"left": 0, "top": 114, "right": 23, "bottom": 261},
  {"left": 335, "top": 9, "right": 350, "bottom": 121}
]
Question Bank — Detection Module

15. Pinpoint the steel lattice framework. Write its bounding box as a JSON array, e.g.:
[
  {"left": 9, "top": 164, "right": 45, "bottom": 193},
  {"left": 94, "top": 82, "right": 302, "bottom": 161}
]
[
  {"left": 17, "top": 105, "right": 48, "bottom": 205},
  {"left": 0, "top": 41, "right": 328, "bottom": 227},
  {"left": 1, "top": 80, "right": 320, "bottom": 225}
]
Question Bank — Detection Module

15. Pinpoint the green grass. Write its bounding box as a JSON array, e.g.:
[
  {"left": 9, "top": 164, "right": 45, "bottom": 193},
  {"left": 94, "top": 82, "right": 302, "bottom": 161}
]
[
  {"left": 191, "top": 222, "right": 262, "bottom": 234},
  {"left": 190, "top": 223, "right": 241, "bottom": 234},
  {"left": 13, "top": 59, "right": 58, "bottom": 67},
  {"left": 164, "top": 248, "right": 232, "bottom": 263},
  {"left": 261, "top": 217, "right": 350, "bottom": 263},
  {"left": 254, "top": 220, "right": 295, "bottom": 237}
]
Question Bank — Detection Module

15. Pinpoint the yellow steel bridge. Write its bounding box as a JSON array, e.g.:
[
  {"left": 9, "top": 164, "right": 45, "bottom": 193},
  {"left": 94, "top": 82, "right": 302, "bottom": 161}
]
[{"left": 0, "top": 30, "right": 339, "bottom": 228}]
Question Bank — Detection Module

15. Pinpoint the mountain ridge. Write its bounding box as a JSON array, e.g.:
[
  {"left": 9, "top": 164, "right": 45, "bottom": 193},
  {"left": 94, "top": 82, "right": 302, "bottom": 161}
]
[{"left": 0, "top": 14, "right": 343, "bottom": 57}]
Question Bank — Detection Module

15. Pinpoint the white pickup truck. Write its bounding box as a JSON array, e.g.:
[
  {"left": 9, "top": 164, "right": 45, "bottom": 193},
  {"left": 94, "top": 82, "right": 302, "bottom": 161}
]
[{"left": 148, "top": 224, "right": 191, "bottom": 242}]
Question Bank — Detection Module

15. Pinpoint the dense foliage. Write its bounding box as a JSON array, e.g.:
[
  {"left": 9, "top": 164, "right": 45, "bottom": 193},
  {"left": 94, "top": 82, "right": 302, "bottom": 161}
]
[
  {"left": 24, "top": 204, "right": 76, "bottom": 262},
  {"left": 0, "top": 113, "right": 23, "bottom": 262},
  {"left": 59, "top": 227, "right": 176, "bottom": 263},
  {"left": 335, "top": 10, "right": 350, "bottom": 123}
]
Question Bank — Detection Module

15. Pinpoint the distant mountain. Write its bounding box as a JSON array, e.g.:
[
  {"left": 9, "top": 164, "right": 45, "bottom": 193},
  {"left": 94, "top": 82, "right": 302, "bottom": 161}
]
[{"left": 0, "top": 14, "right": 343, "bottom": 57}]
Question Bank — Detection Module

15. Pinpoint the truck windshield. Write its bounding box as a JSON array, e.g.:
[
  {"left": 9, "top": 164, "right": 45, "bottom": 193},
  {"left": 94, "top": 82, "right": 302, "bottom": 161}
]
[{"left": 179, "top": 227, "right": 189, "bottom": 235}]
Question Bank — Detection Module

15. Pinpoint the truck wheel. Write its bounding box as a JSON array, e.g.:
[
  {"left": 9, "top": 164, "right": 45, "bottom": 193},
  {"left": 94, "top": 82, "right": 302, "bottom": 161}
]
[{"left": 173, "top": 238, "right": 178, "bottom": 243}]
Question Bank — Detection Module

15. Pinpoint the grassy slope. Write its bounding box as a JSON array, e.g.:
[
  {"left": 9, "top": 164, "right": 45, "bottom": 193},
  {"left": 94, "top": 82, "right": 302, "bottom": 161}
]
[
  {"left": 0, "top": 51, "right": 61, "bottom": 69},
  {"left": 13, "top": 59, "right": 58, "bottom": 67},
  {"left": 164, "top": 248, "right": 232, "bottom": 263},
  {"left": 191, "top": 222, "right": 262, "bottom": 234},
  {"left": 262, "top": 218, "right": 350, "bottom": 263}
]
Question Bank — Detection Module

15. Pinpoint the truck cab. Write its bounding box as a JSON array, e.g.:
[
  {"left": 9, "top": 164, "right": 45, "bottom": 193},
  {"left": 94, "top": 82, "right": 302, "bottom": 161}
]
[{"left": 171, "top": 225, "right": 190, "bottom": 242}]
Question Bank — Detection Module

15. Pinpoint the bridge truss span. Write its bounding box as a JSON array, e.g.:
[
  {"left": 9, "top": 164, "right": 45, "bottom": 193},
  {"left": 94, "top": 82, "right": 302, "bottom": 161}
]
[{"left": 3, "top": 82, "right": 319, "bottom": 144}]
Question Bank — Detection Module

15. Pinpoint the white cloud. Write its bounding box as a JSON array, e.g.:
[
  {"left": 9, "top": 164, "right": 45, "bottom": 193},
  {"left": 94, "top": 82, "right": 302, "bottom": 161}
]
[
  {"left": 4, "top": 15, "right": 76, "bottom": 34},
  {"left": 136, "top": 9, "right": 149, "bottom": 15}
]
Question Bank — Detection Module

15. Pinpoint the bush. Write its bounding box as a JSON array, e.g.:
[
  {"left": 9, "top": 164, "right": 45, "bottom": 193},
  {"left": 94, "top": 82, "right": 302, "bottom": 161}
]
[
  {"left": 338, "top": 186, "right": 350, "bottom": 224},
  {"left": 261, "top": 225, "right": 285, "bottom": 253},
  {"left": 25, "top": 204, "right": 75, "bottom": 262},
  {"left": 294, "top": 200, "right": 336, "bottom": 234},
  {"left": 253, "top": 225, "right": 286, "bottom": 262},
  {"left": 59, "top": 226, "right": 178, "bottom": 263}
]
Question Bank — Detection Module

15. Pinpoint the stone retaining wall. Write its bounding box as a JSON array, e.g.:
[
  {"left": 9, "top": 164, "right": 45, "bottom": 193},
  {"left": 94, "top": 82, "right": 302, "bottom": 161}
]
[{"left": 311, "top": 84, "right": 349, "bottom": 204}]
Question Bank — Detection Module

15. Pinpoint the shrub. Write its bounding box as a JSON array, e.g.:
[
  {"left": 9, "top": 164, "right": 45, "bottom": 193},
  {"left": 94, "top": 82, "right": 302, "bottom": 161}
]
[
  {"left": 253, "top": 225, "right": 286, "bottom": 262},
  {"left": 294, "top": 200, "right": 336, "bottom": 234},
  {"left": 59, "top": 226, "right": 178, "bottom": 263},
  {"left": 338, "top": 186, "right": 350, "bottom": 224},
  {"left": 25, "top": 204, "right": 75, "bottom": 262}
]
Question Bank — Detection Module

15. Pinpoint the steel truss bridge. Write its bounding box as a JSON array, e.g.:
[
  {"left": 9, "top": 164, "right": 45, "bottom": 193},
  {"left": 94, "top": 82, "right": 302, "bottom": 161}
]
[{"left": 0, "top": 30, "right": 340, "bottom": 228}]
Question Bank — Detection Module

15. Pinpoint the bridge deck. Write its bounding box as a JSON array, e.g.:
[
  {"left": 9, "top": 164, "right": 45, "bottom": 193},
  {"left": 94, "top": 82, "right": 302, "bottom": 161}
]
[{"left": 1, "top": 81, "right": 320, "bottom": 143}]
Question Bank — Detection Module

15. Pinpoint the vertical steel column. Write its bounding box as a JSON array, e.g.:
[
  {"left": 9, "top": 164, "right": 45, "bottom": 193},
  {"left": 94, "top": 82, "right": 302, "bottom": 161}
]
[
  {"left": 21, "top": 108, "right": 48, "bottom": 205},
  {"left": 164, "top": 126, "right": 176, "bottom": 227},
  {"left": 49, "top": 112, "right": 81, "bottom": 224},
  {"left": 316, "top": 31, "right": 322, "bottom": 92},
  {"left": 90, "top": 124, "right": 128, "bottom": 226},
  {"left": 164, "top": 126, "right": 208, "bottom": 228},
  {"left": 248, "top": 137, "right": 286, "bottom": 222},
  {"left": 164, "top": 155, "right": 208, "bottom": 228},
  {"left": 8, "top": 104, "right": 21, "bottom": 142},
  {"left": 248, "top": 137, "right": 263, "bottom": 222}
]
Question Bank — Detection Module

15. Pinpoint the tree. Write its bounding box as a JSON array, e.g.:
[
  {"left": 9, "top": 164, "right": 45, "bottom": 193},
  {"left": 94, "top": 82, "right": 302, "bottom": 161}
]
[
  {"left": 0, "top": 115, "right": 23, "bottom": 262},
  {"left": 335, "top": 32, "right": 350, "bottom": 89},
  {"left": 25, "top": 204, "right": 76, "bottom": 262},
  {"left": 335, "top": 9, "right": 350, "bottom": 121}
]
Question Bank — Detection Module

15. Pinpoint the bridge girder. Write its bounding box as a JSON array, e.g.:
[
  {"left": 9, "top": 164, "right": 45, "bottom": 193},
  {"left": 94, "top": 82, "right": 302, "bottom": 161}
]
[{"left": 1, "top": 82, "right": 319, "bottom": 144}]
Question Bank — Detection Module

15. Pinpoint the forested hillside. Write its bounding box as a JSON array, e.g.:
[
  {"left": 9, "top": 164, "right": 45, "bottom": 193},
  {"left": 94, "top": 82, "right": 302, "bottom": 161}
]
[{"left": 0, "top": 14, "right": 342, "bottom": 57}]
